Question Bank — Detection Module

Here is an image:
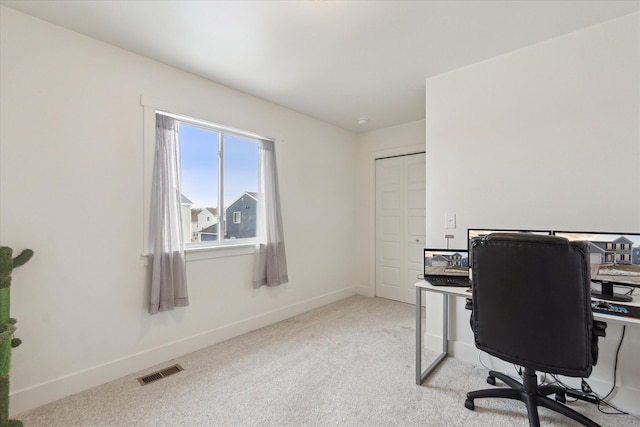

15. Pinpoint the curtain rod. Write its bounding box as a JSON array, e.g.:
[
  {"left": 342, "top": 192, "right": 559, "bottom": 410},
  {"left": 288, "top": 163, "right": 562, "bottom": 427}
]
[
  {"left": 376, "top": 151, "right": 425, "bottom": 161},
  {"left": 156, "top": 110, "right": 275, "bottom": 143}
]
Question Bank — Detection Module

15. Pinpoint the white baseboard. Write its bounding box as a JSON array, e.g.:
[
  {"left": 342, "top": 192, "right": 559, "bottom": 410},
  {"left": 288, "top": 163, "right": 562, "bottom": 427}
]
[
  {"left": 423, "top": 332, "right": 446, "bottom": 353},
  {"left": 355, "top": 284, "right": 374, "bottom": 297},
  {"left": 10, "top": 286, "right": 357, "bottom": 416}
]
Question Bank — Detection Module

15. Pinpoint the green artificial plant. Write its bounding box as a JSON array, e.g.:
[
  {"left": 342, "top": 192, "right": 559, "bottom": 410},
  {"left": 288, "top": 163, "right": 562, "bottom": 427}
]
[{"left": 0, "top": 247, "right": 33, "bottom": 427}]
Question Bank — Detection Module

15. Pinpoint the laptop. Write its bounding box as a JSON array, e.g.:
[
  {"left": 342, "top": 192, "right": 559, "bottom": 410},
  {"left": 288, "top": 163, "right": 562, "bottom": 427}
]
[{"left": 424, "top": 248, "right": 471, "bottom": 287}]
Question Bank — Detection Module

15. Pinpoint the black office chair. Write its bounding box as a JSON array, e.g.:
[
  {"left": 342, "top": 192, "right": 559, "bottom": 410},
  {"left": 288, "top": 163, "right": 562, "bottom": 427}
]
[{"left": 465, "top": 233, "right": 606, "bottom": 427}]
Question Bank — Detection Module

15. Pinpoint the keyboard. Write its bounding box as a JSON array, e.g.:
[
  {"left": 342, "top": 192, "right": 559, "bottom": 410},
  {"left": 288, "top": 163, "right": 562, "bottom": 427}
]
[
  {"left": 591, "top": 301, "right": 640, "bottom": 319},
  {"left": 426, "top": 276, "right": 471, "bottom": 287}
]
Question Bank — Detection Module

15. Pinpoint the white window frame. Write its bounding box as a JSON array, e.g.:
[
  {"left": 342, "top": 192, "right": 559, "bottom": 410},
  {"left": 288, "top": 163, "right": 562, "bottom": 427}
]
[
  {"left": 166, "top": 111, "right": 260, "bottom": 249},
  {"left": 142, "top": 96, "right": 273, "bottom": 261},
  {"left": 233, "top": 212, "right": 242, "bottom": 224}
]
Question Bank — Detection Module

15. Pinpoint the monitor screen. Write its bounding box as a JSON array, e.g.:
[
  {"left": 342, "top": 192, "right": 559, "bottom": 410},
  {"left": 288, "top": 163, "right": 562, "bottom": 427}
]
[
  {"left": 424, "top": 249, "right": 469, "bottom": 277},
  {"left": 553, "top": 231, "right": 640, "bottom": 301}
]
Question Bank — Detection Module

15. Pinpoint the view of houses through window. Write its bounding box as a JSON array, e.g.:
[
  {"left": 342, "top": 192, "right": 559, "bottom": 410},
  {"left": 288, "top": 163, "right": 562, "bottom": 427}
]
[{"left": 177, "top": 120, "right": 259, "bottom": 245}]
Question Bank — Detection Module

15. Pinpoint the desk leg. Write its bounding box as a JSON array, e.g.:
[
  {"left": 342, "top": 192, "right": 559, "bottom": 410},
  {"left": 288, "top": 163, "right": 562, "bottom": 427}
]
[
  {"left": 416, "top": 288, "right": 449, "bottom": 385},
  {"left": 416, "top": 287, "right": 422, "bottom": 384}
]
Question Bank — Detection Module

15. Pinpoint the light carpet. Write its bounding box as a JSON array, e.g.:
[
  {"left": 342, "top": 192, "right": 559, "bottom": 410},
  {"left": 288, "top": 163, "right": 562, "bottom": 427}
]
[{"left": 14, "top": 295, "right": 639, "bottom": 426}]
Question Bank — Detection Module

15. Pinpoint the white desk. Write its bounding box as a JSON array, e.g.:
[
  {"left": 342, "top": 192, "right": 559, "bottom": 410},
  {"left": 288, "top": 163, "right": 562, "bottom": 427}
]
[{"left": 415, "top": 280, "right": 640, "bottom": 385}]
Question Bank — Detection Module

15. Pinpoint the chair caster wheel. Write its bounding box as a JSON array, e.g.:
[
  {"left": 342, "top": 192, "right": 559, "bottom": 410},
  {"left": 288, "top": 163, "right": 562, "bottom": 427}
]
[
  {"left": 487, "top": 375, "right": 496, "bottom": 385},
  {"left": 555, "top": 393, "right": 566, "bottom": 403},
  {"left": 465, "top": 399, "right": 475, "bottom": 410}
]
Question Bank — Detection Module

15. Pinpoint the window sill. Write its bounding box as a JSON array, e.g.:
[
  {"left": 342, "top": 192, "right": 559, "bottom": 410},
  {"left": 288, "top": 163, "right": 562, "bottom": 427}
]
[
  {"left": 185, "top": 243, "right": 256, "bottom": 262},
  {"left": 142, "top": 243, "right": 256, "bottom": 266}
]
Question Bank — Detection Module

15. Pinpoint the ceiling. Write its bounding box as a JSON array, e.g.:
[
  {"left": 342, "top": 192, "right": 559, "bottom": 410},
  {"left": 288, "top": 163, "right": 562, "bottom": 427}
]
[{"left": 2, "top": 1, "right": 639, "bottom": 133}]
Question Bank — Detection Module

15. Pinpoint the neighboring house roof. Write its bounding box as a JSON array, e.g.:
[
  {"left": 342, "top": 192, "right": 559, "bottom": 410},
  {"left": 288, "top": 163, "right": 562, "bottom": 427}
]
[
  {"left": 227, "top": 192, "right": 259, "bottom": 209},
  {"left": 590, "top": 237, "right": 634, "bottom": 253},
  {"left": 200, "top": 224, "right": 218, "bottom": 234},
  {"left": 613, "top": 236, "right": 634, "bottom": 245},
  {"left": 181, "top": 194, "right": 193, "bottom": 204},
  {"left": 191, "top": 208, "right": 202, "bottom": 222},
  {"left": 193, "top": 207, "right": 218, "bottom": 221},
  {"left": 199, "top": 207, "right": 217, "bottom": 216},
  {"left": 589, "top": 237, "right": 638, "bottom": 257},
  {"left": 591, "top": 236, "right": 634, "bottom": 245}
]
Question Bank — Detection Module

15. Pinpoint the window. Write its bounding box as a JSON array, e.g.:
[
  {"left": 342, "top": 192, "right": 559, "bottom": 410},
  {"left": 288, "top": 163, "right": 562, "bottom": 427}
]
[
  {"left": 168, "top": 114, "right": 259, "bottom": 246},
  {"left": 146, "top": 103, "right": 287, "bottom": 288}
]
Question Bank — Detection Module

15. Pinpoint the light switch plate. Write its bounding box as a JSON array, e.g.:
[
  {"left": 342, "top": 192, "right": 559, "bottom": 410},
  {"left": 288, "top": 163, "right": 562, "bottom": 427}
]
[{"left": 445, "top": 213, "right": 456, "bottom": 229}]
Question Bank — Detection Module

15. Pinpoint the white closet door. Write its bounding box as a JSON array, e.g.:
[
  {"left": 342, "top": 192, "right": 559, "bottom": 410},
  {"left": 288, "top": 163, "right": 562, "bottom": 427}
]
[
  {"left": 375, "top": 157, "right": 403, "bottom": 301},
  {"left": 375, "top": 153, "right": 426, "bottom": 304},
  {"left": 403, "top": 154, "right": 426, "bottom": 304}
]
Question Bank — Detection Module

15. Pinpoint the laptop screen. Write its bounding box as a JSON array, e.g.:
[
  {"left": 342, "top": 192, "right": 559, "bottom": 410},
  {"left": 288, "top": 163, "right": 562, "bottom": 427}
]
[{"left": 424, "top": 249, "right": 469, "bottom": 278}]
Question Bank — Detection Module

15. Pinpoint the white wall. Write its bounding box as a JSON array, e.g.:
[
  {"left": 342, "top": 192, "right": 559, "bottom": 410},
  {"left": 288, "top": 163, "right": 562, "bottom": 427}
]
[
  {"left": 0, "top": 7, "right": 358, "bottom": 415},
  {"left": 354, "top": 120, "right": 426, "bottom": 296},
  {"left": 425, "top": 12, "right": 640, "bottom": 413}
]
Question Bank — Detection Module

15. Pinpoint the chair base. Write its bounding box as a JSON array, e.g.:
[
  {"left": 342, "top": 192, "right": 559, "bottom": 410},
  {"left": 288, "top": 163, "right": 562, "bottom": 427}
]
[{"left": 465, "top": 368, "right": 600, "bottom": 427}]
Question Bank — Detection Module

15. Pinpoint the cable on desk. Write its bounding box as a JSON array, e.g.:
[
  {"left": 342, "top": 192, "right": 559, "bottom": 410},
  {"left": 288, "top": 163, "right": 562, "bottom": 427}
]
[
  {"left": 480, "top": 353, "right": 630, "bottom": 416},
  {"left": 594, "top": 325, "right": 628, "bottom": 415},
  {"left": 597, "top": 398, "right": 628, "bottom": 415},
  {"left": 594, "top": 288, "right": 632, "bottom": 414},
  {"left": 478, "top": 292, "right": 633, "bottom": 417},
  {"left": 543, "top": 326, "right": 629, "bottom": 416},
  {"left": 602, "top": 325, "right": 625, "bottom": 401}
]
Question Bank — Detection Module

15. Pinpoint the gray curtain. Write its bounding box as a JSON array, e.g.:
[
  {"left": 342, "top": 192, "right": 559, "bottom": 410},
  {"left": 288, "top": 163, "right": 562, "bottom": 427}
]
[
  {"left": 254, "top": 139, "right": 288, "bottom": 287},
  {"left": 149, "top": 115, "right": 189, "bottom": 314}
]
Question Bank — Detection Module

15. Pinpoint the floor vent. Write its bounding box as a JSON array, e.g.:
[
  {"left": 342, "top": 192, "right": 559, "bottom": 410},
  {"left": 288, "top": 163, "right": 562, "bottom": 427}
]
[{"left": 137, "top": 364, "right": 183, "bottom": 386}]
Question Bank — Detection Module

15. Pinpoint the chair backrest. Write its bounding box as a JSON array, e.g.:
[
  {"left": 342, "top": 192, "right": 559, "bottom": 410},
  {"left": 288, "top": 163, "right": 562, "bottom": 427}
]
[{"left": 471, "top": 232, "right": 594, "bottom": 377}]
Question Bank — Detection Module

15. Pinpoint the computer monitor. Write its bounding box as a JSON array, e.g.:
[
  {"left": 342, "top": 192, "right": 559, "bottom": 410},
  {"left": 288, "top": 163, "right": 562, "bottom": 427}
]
[
  {"left": 553, "top": 231, "right": 640, "bottom": 302},
  {"left": 467, "top": 228, "right": 553, "bottom": 271}
]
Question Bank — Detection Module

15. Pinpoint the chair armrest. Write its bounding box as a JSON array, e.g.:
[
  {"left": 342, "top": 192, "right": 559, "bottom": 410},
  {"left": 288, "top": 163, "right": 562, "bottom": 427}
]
[
  {"left": 591, "top": 320, "right": 607, "bottom": 366},
  {"left": 593, "top": 320, "right": 607, "bottom": 337},
  {"left": 465, "top": 298, "right": 473, "bottom": 310}
]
